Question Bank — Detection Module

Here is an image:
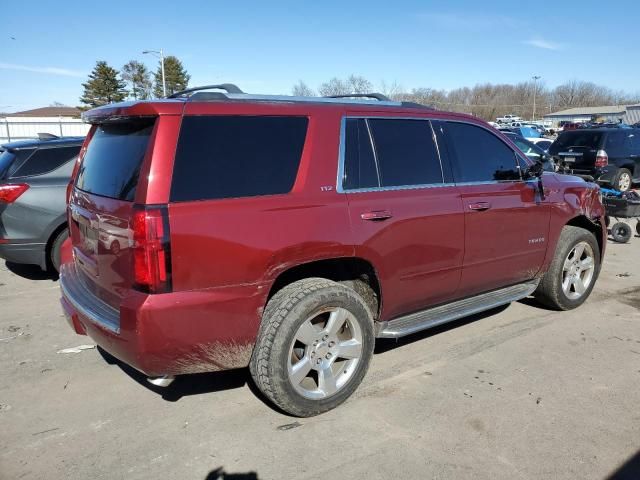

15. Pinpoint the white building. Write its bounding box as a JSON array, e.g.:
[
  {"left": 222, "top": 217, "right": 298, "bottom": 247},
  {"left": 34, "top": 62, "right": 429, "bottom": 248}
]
[
  {"left": 543, "top": 105, "right": 639, "bottom": 127},
  {"left": 1, "top": 106, "right": 90, "bottom": 143}
]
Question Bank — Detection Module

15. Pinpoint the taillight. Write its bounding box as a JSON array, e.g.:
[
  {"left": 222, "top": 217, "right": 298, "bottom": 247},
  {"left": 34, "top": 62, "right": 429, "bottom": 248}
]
[
  {"left": 132, "top": 205, "right": 172, "bottom": 294},
  {"left": 0, "top": 183, "right": 29, "bottom": 203},
  {"left": 595, "top": 150, "right": 608, "bottom": 167}
]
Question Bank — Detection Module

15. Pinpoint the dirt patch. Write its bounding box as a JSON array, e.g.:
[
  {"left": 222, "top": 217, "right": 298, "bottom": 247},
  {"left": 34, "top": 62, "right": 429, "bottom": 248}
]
[
  {"left": 618, "top": 286, "right": 640, "bottom": 310},
  {"left": 171, "top": 341, "right": 254, "bottom": 374}
]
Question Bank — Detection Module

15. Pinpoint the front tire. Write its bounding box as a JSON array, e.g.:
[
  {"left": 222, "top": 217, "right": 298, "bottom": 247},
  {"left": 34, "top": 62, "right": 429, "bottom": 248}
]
[
  {"left": 250, "top": 278, "right": 375, "bottom": 417},
  {"left": 535, "top": 226, "right": 600, "bottom": 310}
]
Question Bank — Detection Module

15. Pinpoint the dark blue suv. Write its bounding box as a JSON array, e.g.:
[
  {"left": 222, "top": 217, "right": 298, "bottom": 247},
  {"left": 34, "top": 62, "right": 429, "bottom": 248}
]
[{"left": 0, "top": 135, "right": 83, "bottom": 272}]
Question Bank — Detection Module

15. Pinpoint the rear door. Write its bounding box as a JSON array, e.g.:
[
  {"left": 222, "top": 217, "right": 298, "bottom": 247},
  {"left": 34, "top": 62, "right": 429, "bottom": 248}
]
[
  {"left": 342, "top": 116, "right": 464, "bottom": 320},
  {"left": 442, "top": 121, "right": 550, "bottom": 297},
  {"left": 68, "top": 118, "right": 158, "bottom": 308}
]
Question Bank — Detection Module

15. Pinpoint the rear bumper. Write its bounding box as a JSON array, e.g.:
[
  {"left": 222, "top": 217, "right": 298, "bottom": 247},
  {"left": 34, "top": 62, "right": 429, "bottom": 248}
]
[
  {"left": 59, "top": 262, "right": 267, "bottom": 376},
  {"left": 0, "top": 241, "right": 46, "bottom": 269}
]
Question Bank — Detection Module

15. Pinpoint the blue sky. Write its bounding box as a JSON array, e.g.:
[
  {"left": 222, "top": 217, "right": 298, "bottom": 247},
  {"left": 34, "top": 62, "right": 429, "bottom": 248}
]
[{"left": 1, "top": 0, "right": 639, "bottom": 111}]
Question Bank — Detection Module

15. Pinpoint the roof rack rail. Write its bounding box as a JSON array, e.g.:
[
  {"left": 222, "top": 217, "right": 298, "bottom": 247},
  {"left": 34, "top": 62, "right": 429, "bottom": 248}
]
[
  {"left": 325, "top": 93, "right": 391, "bottom": 102},
  {"left": 37, "top": 132, "right": 59, "bottom": 140},
  {"left": 167, "top": 83, "right": 244, "bottom": 99},
  {"left": 400, "top": 101, "right": 434, "bottom": 109}
]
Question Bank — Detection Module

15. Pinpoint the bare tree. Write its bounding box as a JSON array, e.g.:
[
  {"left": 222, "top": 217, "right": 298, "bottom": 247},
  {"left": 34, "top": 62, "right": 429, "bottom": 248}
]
[{"left": 292, "top": 80, "right": 316, "bottom": 97}]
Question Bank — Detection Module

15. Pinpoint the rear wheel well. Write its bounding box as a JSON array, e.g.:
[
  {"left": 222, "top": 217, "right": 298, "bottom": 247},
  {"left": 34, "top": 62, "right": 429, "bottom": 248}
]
[
  {"left": 268, "top": 258, "right": 382, "bottom": 317},
  {"left": 619, "top": 164, "right": 634, "bottom": 175},
  {"left": 566, "top": 216, "right": 603, "bottom": 258},
  {"left": 45, "top": 222, "right": 68, "bottom": 270}
]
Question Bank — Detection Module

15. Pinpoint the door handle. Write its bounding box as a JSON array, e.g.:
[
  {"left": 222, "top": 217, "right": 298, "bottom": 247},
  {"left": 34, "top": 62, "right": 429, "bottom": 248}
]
[
  {"left": 361, "top": 210, "right": 393, "bottom": 221},
  {"left": 468, "top": 202, "right": 492, "bottom": 211}
]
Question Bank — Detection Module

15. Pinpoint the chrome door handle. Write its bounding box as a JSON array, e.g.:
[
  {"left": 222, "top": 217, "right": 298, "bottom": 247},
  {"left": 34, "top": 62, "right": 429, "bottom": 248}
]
[
  {"left": 468, "top": 202, "right": 491, "bottom": 211},
  {"left": 361, "top": 210, "right": 393, "bottom": 221}
]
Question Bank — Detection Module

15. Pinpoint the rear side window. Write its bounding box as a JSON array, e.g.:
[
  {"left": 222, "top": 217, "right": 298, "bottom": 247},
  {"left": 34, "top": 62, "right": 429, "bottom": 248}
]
[
  {"left": 0, "top": 149, "right": 34, "bottom": 180},
  {"left": 76, "top": 120, "right": 155, "bottom": 201},
  {"left": 445, "top": 122, "right": 519, "bottom": 182},
  {"left": 12, "top": 146, "right": 79, "bottom": 178},
  {"left": 343, "top": 119, "right": 379, "bottom": 189},
  {"left": 368, "top": 119, "right": 443, "bottom": 187},
  {"left": 170, "top": 116, "right": 308, "bottom": 202},
  {"left": 605, "top": 131, "right": 627, "bottom": 156}
]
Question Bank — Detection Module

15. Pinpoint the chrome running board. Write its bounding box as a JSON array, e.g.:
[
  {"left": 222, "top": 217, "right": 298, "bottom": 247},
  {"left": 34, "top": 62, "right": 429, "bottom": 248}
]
[{"left": 376, "top": 280, "right": 539, "bottom": 338}]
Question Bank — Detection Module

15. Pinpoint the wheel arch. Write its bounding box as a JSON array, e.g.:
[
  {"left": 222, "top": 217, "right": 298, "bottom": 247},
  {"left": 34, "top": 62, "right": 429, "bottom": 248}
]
[
  {"left": 266, "top": 257, "right": 383, "bottom": 318},
  {"left": 565, "top": 215, "right": 604, "bottom": 262}
]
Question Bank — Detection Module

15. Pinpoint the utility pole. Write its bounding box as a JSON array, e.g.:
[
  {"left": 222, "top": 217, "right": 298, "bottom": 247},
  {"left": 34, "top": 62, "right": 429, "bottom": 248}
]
[
  {"left": 143, "top": 48, "right": 166, "bottom": 97},
  {"left": 532, "top": 75, "right": 541, "bottom": 121}
]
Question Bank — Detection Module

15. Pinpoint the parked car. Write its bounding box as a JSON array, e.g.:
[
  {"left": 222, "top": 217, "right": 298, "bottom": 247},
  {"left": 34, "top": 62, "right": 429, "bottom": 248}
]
[
  {"left": 59, "top": 85, "right": 606, "bottom": 417},
  {"left": 0, "top": 135, "right": 83, "bottom": 272},
  {"left": 500, "top": 125, "right": 542, "bottom": 140},
  {"left": 530, "top": 138, "right": 553, "bottom": 151},
  {"left": 501, "top": 132, "right": 556, "bottom": 172},
  {"left": 549, "top": 128, "right": 640, "bottom": 191},
  {"left": 497, "top": 114, "right": 522, "bottom": 123}
]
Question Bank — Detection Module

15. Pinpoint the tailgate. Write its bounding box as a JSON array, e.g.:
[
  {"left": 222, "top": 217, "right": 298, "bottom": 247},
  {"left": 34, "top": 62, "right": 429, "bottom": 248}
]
[{"left": 68, "top": 118, "right": 156, "bottom": 309}]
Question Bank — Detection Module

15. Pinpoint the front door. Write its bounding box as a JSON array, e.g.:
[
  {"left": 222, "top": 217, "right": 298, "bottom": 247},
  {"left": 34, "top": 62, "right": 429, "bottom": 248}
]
[{"left": 441, "top": 121, "right": 550, "bottom": 298}]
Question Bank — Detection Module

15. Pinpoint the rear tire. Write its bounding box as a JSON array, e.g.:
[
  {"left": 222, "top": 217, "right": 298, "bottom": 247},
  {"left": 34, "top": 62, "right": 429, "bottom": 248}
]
[
  {"left": 249, "top": 278, "right": 375, "bottom": 417},
  {"left": 611, "top": 222, "right": 632, "bottom": 243},
  {"left": 50, "top": 228, "right": 69, "bottom": 273},
  {"left": 613, "top": 168, "right": 632, "bottom": 192},
  {"left": 535, "top": 226, "right": 600, "bottom": 310}
]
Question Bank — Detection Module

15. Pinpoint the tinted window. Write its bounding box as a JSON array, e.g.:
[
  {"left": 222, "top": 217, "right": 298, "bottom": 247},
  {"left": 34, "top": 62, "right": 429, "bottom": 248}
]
[
  {"left": 12, "top": 146, "right": 79, "bottom": 178},
  {"left": 368, "top": 119, "right": 443, "bottom": 187},
  {"left": 605, "top": 131, "right": 627, "bottom": 156},
  {"left": 76, "top": 120, "right": 155, "bottom": 201},
  {"left": 445, "top": 122, "right": 519, "bottom": 182},
  {"left": 549, "top": 131, "right": 603, "bottom": 154},
  {"left": 0, "top": 149, "right": 34, "bottom": 180},
  {"left": 343, "top": 119, "right": 379, "bottom": 189},
  {"left": 171, "top": 116, "right": 308, "bottom": 202}
]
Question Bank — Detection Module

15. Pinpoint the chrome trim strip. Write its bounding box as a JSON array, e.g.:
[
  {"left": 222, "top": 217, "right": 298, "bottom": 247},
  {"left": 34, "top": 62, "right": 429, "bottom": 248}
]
[
  {"left": 376, "top": 280, "right": 539, "bottom": 338},
  {"left": 59, "top": 263, "right": 120, "bottom": 334}
]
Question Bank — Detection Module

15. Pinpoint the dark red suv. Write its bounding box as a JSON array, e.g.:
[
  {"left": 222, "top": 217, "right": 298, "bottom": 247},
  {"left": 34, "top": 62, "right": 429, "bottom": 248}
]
[{"left": 59, "top": 85, "right": 606, "bottom": 416}]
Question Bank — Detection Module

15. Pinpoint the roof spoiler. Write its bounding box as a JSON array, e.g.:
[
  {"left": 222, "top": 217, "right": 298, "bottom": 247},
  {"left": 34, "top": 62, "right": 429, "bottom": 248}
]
[{"left": 37, "top": 132, "right": 59, "bottom": 140}]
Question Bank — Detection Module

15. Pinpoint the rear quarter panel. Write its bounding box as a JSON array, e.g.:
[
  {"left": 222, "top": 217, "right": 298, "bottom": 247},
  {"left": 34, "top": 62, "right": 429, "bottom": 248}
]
[{"left": 168, "top": 109, "right": 353, "bottom": 291}]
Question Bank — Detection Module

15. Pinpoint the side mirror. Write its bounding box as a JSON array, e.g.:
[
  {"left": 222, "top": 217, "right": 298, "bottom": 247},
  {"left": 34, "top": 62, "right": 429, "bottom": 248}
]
[{"left": 525, "top": 160, "right": 544, "bottom": 179}]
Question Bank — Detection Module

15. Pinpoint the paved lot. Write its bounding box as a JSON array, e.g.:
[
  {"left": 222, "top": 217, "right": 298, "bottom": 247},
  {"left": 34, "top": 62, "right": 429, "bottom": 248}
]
[{"left": 1, "top": 236, "right": 639, "bottom": 480}]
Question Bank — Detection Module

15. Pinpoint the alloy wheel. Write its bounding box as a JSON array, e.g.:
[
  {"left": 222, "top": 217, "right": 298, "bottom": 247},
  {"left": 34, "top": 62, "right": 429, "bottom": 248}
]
[
  {"left": 561, "top": 241, "right": 596, "bottom": 300},
  {"left": 287, "top": 307, "right": 363, "bottom": 400}
]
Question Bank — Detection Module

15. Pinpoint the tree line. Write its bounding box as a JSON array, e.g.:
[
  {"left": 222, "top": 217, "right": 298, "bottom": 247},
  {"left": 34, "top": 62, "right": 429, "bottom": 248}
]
[
  {"left": 79, "top": 57, "right": 190, "bottom": 109},
  {"left": 293, "top": 76, "right": 640, "bottom": 121}
]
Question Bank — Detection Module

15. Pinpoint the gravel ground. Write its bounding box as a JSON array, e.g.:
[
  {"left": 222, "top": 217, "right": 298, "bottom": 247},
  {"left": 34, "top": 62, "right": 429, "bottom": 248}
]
[{"left": 1, "top": 236, "right": 639, "bottom": 480}]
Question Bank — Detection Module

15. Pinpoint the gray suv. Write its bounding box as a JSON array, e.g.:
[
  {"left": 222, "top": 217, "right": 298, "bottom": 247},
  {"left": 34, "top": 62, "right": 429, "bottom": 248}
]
[{"left": 0, "top": 135, "right": 83, "bottom": 272}]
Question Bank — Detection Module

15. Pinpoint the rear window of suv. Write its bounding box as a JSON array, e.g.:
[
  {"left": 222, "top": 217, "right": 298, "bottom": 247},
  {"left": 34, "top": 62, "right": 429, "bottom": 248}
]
[
  {"left": 12, "top": 146, "right": 79, "bottom": 178},
  {"left": 170, "top": 116, "right": 308, "bottom": 202},
  {"left": 75, "top": 119, "right": 155, "bottom": 201},
  {"left": 549, "top": 131, "right": 603, "bottom": 153}
]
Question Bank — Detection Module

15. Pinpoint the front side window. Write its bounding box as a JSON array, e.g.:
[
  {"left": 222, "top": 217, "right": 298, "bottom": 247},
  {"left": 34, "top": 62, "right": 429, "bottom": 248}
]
[
  {"left": 170, "top": 116, "right": 308, "bottom": 202},
  {"left": 342, "top": 118, "right": 443, "bottom": 190},
  {"left": 445, "top": 122, "right": 520, "bottom": 182}
]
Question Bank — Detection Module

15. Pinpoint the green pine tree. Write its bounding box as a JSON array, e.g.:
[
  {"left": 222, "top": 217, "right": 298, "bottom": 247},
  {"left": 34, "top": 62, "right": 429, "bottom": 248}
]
[
  {"left": 79, "top": 61, "right": 127, "bottom": 109},
  {"left": 122, "top": 60, "right": 153, "bottom": 100},
  {"left": 154, "top": 56, "right": 190, "bottom": 97}
]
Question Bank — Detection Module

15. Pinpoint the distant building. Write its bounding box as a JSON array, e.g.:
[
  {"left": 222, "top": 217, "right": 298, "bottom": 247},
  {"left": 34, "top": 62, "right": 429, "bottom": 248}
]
[
  {"left": 1, "top": 106, "right": 89, "bottom": 143},
  {"left": 543, "top": 105, "right": 640, "bottom": 127}
]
